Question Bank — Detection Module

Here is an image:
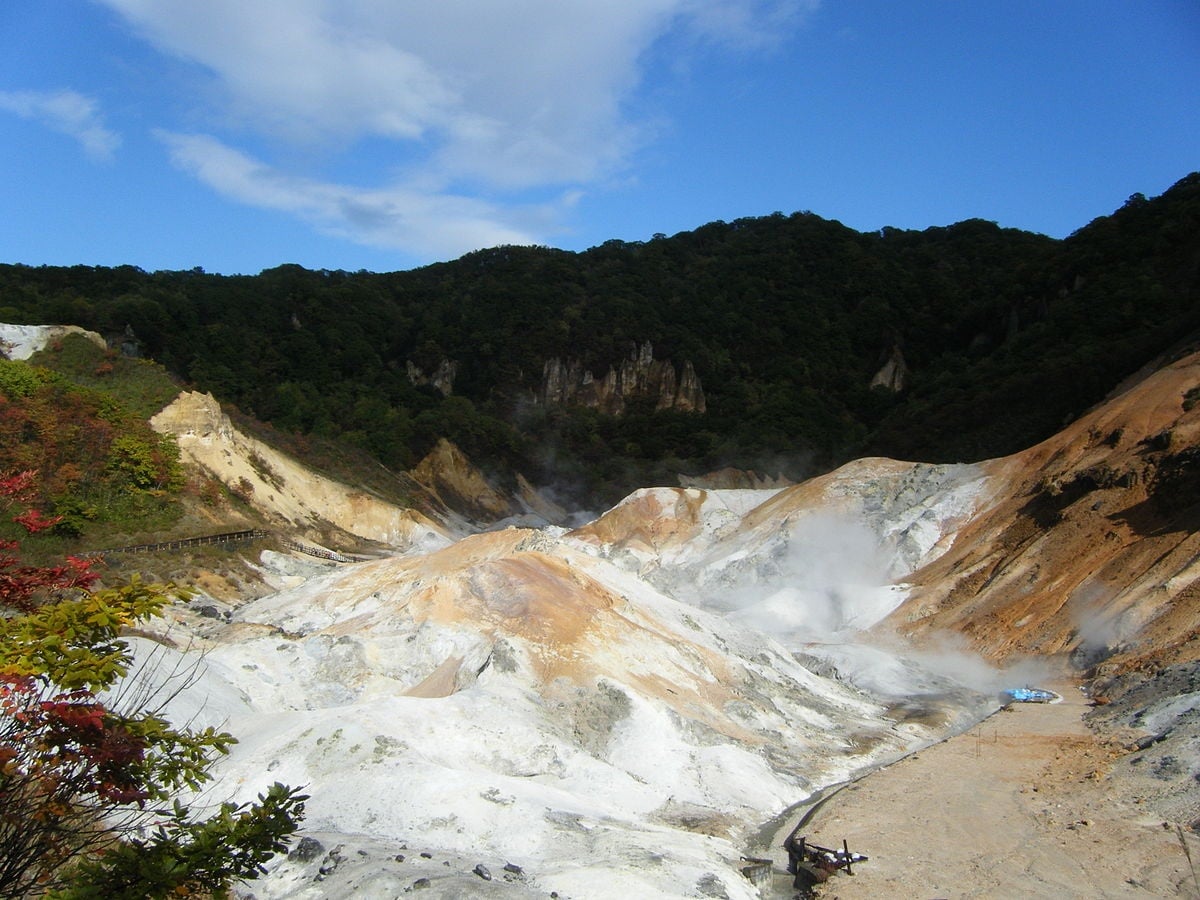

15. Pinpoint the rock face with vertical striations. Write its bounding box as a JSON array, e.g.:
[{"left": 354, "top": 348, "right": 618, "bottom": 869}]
[
  {"left": 539, "top": 341, "right": 706, "bottom": 415},
  {"left": 870, "top": 345, "right": 908, "bottom": 392},
  {"left": 405, "top": 358, "right": 458, "bottom": 396}
]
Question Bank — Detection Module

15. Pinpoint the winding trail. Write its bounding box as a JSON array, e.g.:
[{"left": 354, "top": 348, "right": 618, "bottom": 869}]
[{"left": 794, "top": 683, "right": 1196, "bottom": 898}]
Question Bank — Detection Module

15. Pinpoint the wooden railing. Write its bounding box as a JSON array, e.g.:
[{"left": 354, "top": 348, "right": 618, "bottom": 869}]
[
  {"left": 278, "top": 537, "right": 354, "bottom": 563},
  {"left": 92, "top": 530, "right": 354, "bottom": 563}
]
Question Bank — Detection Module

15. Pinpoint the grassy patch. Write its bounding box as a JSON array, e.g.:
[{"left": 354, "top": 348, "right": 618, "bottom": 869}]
[{"left": 30, "top": 333, "right": 182, "bottom": 418}]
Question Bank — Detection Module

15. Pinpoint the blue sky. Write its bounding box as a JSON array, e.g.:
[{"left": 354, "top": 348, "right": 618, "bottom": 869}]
[{"left": 1, "top": 1, "right": 1197, "bottom": 275}]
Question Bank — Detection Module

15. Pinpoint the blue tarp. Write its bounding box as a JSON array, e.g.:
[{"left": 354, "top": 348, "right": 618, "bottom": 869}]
[{"left": 1002, "top": 687, "right": 1058, "bottom": 703}]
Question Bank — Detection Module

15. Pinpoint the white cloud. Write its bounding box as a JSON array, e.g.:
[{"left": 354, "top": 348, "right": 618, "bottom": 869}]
[
  {"left": 0, "top": 89, "right": 121, "bottom": 160},
  {"left": 679, "top": 0, "right": 819, "bottom": 49},
  {"left": 157, "top": 131, "right": 546, "bottom": 260},
  {"left": 101, "top": 0, "right": 815, "bottom": 256}
]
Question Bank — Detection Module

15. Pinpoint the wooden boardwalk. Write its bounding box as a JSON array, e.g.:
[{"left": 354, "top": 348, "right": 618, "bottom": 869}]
[{"left": 93, "top": 530, "right": 354, "bottom": 563}]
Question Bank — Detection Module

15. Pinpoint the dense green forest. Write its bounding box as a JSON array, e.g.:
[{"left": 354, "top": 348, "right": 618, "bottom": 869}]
[{"left": 2, "top": 173, "right": 1197, "bottom": 507}]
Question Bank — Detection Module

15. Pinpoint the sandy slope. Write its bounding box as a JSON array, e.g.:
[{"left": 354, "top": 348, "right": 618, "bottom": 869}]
[
  {"left": 798, "top": 684, "right": 1198, "bottom": 899},
  {"left": 892, "top": 348, "right": 1200, "bottom": 675}
]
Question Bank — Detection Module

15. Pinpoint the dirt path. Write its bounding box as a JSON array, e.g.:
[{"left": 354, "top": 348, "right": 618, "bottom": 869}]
[{"left": 789, "top": 684, "right": 1199, "bottom": 898}]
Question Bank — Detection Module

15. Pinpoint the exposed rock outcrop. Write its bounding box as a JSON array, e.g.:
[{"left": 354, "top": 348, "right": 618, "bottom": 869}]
[
  {"left": 409, "top": 438, "right": 515, "bottom": 523},
  {"left": 0, "top": 323, "right": 106, "bottom": 359},
  {"left": 151, "top": 391, "right": 451, "bottom": 551},
  {"left": 539, "top": 341, "right": 706, "bottom": 415},
  {"left": 405, "top": 358, "right": 458, "bottom": 396},
  {"left": 407, "top": 440, "right": 570, "bottom": 528},
  {"left": 870, "top": 345, "right": 909, "bottom": 392}
]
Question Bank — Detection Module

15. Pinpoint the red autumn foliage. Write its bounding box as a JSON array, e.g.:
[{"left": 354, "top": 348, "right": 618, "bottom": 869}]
[
  {"left": 0, "top": 470, "right": 97, "bottom": 613},
  {"left": 2, "top": 677, "right": 151, "bottom": 807}
]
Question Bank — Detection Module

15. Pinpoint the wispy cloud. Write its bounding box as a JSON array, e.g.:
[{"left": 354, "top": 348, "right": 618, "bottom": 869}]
[
  {"left": 157, "top": 131, "right": 547, "bottom": 260},
  {"left": 679, "top": 0, "right": 820, "bottom": 50},
  {"left": 0, "top": 89, "right": 121, "bottom": 160},
  {"left": 100, "top": 0, "right": 815, "bottom": 257}
]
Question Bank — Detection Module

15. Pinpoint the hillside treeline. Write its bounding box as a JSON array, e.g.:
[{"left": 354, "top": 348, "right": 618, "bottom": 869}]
[{"left": 2, "top": 173, "right": 1197, "bottom": 505}]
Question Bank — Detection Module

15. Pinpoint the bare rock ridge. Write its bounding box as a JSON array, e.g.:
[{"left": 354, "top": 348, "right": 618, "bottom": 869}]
[
  {"left": 539, "top": 340, "right": 707, "bottom": 414},
  {"left": 409, "top": 437, "right": 515, "bottom": 522},
  {"left": 869, "top": 344, "right": 908, "bottom": 392},
  {"left": 154, "top": 391, "right": 569, "bottom": 538}
]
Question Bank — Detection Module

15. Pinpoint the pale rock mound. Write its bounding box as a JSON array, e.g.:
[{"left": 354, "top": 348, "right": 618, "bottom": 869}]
[
  {"left": 162, "top": 526, "right": 969, "bottom": 900},
  {"left": 0, "top": 322, "right": 106, "bottom": 359}
]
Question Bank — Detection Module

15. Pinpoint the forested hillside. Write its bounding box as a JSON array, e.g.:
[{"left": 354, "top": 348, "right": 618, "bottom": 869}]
[
  {"left": 0, "top": 344, "right": 186, "bottom": 556},
  {"left": 2, "top": 173, "right": 1197, "bottom": 506}
]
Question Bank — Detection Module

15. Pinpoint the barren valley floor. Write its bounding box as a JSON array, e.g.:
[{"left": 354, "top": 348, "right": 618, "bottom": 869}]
[{"left": 795, "top": 683, "right": 1197, "bottom": 898}]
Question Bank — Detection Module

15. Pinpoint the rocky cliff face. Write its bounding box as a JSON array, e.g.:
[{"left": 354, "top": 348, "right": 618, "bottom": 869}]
[
  {"left": 405, "top": 358, "right": 458, "bottom": 396},
  {"left": 539, "top": 341, "right": 706, "bottom": 415},
  {"left": 870, "top": 345, "right": 909, "bottom": 392}
]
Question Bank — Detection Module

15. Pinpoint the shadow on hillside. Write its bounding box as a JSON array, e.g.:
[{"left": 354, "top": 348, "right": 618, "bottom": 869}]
[{"left": 1112, "top": 447, "right": 1200, "bottom": 537}]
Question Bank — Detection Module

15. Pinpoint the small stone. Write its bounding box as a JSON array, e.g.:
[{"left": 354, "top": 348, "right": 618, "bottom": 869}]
[
  {"left": 413, "top": 877, "right": 431, "bottom": 890},
  {"left": 474, "top": 864, "right": 493, "bottom": 881},
  {"left": 503, "top": 862, "right": 524, "bottom": 876},
  {"left": 288, "top": 836, "right": 325, "bottom": 862},
  {"left": 394, "top": 854, "right": 406, "bottom": 862},
  {"left": 420, "top": 852, "right": 433, "bottom": 859}
]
